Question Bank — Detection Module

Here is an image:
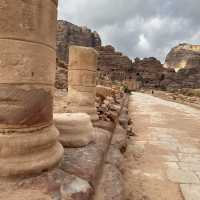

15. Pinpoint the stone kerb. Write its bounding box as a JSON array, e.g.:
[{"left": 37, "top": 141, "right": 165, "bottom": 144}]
[
  {"left": 67, "top": 45, "right": 99, "bottom": 121},
  {"left": 0, "top": 0, "right": 63, "bottom": 176}
]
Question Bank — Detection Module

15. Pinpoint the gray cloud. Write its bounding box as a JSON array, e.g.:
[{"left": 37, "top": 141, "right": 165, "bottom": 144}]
[{"left": 58, "top": 0, "right": 200, "bottom": 62}]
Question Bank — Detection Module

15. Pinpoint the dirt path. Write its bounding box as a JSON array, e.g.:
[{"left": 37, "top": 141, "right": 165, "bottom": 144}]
[{"left": 123, "top": 92, "right": 200, "bottom": 200}]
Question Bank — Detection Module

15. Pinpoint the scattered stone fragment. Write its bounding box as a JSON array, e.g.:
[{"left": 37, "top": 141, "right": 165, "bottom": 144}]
[{"left": 61, "top": 175, "right": 93, "bottom": 200}]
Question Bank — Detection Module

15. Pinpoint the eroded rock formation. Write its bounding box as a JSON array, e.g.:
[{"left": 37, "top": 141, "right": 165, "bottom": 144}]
[
  {"left": 57, "top": 20, "right": 101, "bottom": 63},
  {"left": 96, "top": 45, "right": 133, "bottom": 81},
  {"left": 163, "top": 43, "right": 200, "bottom": 89},
  {"left": 164, "top": 43, "right": 200, "bottom": 71},
  {"left": 56, "top": 20, "right": 200, "bottom": 90},
  {"left": 131, "top": 57, "right": 167, "bottom": 88}
]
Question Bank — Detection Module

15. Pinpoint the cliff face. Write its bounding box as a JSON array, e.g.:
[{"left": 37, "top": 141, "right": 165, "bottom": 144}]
[
  {"left": 131, "top": 57, "right": 168, "bottom": 88},
  {"left": 164, "top": 43, "right": 200, "bottom": 71},
  {"left": 56, "top": 20, "right": 101, "bottom": 89},
  {"left": 163, "top": 43, "right": 200, "bottom": 89},
  {"left": 57, "top": 20, "right": 101, "bottom": 63},
  {"left": 56, "top": 21, "right": 200, "bottom": 90},
  {"left": 160, "top": 67, "right": 200, "bottom": 89},
  {"left": 96, "top": 45, "right": 133, "bottom": 81},
  {"left": 56, "top": 21, "right": 133, "bottom": 88}
]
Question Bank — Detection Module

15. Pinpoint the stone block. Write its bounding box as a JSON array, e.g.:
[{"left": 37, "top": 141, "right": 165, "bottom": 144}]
[
  {"left": 54, "top": 113, "right": 94, "bottom": 147},
  {"left": 60, "top": 128, "right": 111, "bottom": 186}
]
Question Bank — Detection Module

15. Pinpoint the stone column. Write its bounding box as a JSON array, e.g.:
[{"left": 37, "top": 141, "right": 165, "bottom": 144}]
[
  {"left": 67, "top": 46, "right": 99, "bottom": 121},
  {"left": 0, "top": 0, "right": 63, "bottom": 176}
]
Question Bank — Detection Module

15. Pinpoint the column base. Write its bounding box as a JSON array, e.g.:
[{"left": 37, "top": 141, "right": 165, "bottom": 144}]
[
  {"left": 66, "top": 106, "right": 99, "bottom": 122},
  {"left": 0, "top": 125, "right": 64, "bottom": 177},
  {"left": 54, "top": 113, "right": 95, "bottom": 147}
]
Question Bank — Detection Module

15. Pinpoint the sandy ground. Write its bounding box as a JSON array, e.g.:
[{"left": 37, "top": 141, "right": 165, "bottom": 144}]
[{"left": 123, "top": 92, "right": 200, "bottom": 200}]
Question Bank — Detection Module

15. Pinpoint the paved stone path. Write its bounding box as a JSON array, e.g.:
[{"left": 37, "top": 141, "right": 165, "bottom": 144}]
[{"left": 127, "top": 92, "right": 200, "bottom": 200}]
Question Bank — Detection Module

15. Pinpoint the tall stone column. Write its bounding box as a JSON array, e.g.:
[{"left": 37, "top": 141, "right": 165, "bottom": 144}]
[
  {"left": 0, "top": 0, "right": 63, "bottom": 176},
  {"left": 67, "top": 46, "right": 99, "bottom": 121}
]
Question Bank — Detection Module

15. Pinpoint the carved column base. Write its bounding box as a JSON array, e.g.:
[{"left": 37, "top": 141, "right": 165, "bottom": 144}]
[
  {"left": 54, "top": 113, "right": 94, "bottom": 147},
  {"left": 66, "top": 106, "right": 99, "bottom": 122},
  {"left": 0, "top": 125, "right": 64, "bottom": 176}
]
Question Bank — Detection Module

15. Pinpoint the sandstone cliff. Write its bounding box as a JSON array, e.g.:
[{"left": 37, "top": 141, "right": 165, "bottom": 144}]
[
  {"left": 164, "top": 43, "right": 200, "bottom": 71},
  {"left": 162, "top": 43, "right": 200, "bottom": 89},
  {"left": 56, "top": 20, "right": 101, "bottom": 89},
  {"left": 56, "top": 20, "right": 133, "bottom": 88},
  {"left": 131, "top": 57, "right": 168, "bottom": 88},
  {"left": 57, "top": 20, "right": 101, "bottom": 63},
  {"left": 56, "top": 21, "right": 200, "bottom": 90},
  {"left": 97, "top": 45, "right": 133, "bottom": 81}
]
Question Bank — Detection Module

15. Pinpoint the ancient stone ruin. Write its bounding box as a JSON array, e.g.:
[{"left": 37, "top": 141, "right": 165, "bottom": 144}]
[
  {"left": 0, "top": 0, "right": 63, "bottom": 176},
  {"left": 96, "top": 45, "right": 133, "bottom": 81},
  {"left": 0, "top": 2, "right": 130, "bottom": 199},
  {"left": 0, "top": 1, "right": 200, "bottom": 199},
  {"left": 54, "top": 113, "right": 94, "bottom": 147},
  {"left": 57, "top": 20, "right": 101, "bottom": 64},
  {"left": 66, "top": 45, "right": 99, "bottom": 121}
]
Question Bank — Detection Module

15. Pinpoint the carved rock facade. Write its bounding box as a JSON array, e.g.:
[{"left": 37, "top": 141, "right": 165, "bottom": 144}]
[{"left": 96, "top": 45, "right": 133, "bottom": 82}]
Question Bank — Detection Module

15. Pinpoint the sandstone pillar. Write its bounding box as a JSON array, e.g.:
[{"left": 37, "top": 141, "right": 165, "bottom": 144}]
[
  {"left": 67, "top": 46, "right": 99, "bottom": 121},
  {"left": 0, "top": 0, "right": 63, "bottom": 176}
]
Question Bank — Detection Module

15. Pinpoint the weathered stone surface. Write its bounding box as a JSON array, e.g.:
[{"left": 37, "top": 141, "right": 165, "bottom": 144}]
[
  {"left": 95, "top": 164, "right": 124, "bottom": 200},
  {"left": 167, "top": 168, "right": 199, "bottom": 184},
  {"left": 0, "top": 0, "right": 57, "bottom": 48},
  {"left": 96, "top": 45, "right": 132, "bottom": 82},
  {"left": 106, "top": 146, "right": 124, "bottom": 168},
  {"left": 93, "top": 120, "right": 115, "bottom": 132},
  {"left": 0, "top": 0, "right": 63, "bottom": 176},
  {"left": 0, "top": 168, "right": 94, "bottom": 200},
  {"left": 60, "top": 128, "right": 111, "bottom": 186},
  {"left": 111, "top": 125, "right": 127, "bottom": 150},
  {"left": 164, "top": 43, "right": 200, "bottom": 71},
  {"left": 96, "top": 85, "right": 116, "bottom": 99},
  {"left": 131, "top": 57, "right": 168, "bottom": 88},
  {"left": 55, "top": 59, "right": 68, "bottom": 89},
  {"left": 163, "top": 43, "right": 200, "bottom": 89},
  {"left": 61, "top": 175, "right": 94, "bottom": 200},
  {"left": 0, "top": 168, "right": 64, "bottom": 200},
  {"left": 180, "top": 184, "right": 200, "bottom": 200},
  {"left": 54, "top": 113, "right": 94, "bottom": 147},
  {"left": 67, "top": 45, "right": 99, "bottom": 121}
]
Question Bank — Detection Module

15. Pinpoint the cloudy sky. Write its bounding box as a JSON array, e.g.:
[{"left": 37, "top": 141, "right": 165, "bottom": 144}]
[{"left": 58, "top": 0, "right": 200, "bottom": 62}]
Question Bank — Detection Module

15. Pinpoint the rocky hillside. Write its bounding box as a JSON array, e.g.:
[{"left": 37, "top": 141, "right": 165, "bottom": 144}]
[
  {"left": 57, "top": 20, "right": 101, "bottom": 63},
  {"left": 162, "top": 43, "right": 200, "bottom": 89},
  {"left": 56, "top": 20, "right": 101, "bottom": 89},
  {"left": 164, "top": 43, "right": 200, "bottom": 71},
  {"left": 130, "top": 57, "right": 168, "bottom": 88},
  {"left": 56, "top": 20, "right": 200, "bottom": 90},
  {"left": 97, "top": 45, "right": 133, "bottom": 81},
  {"left": 56, "top": 20, "right": 134, "bottom": 88}
]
